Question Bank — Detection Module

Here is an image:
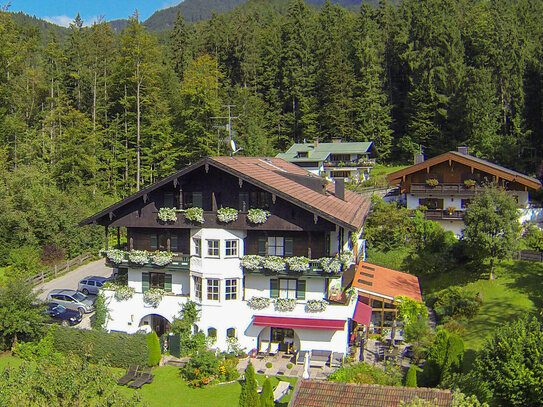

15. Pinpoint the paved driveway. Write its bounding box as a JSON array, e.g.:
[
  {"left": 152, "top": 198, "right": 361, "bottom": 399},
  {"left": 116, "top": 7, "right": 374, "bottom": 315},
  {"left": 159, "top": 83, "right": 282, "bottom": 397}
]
[{"left": 35, "top": 259, "right": 112, "bottom": 301}]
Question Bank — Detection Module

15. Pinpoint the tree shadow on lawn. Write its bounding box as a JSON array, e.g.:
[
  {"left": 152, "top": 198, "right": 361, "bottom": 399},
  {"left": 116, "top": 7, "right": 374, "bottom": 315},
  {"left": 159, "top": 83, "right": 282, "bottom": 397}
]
[
  {"left": 500, "top": 261, "right": 543, "bottom": 310},
  {"left": 419, "top": 262, "right": 484, "bottom": 295}
]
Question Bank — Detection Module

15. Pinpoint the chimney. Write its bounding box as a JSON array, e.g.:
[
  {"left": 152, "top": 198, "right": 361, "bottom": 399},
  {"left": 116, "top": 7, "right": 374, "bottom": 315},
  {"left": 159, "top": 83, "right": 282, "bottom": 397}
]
[
  {"left": 314, "top": 138, "right": 319, "bottom": 148},
  {"left": 332, "top": 138, "right": 342, "bottom": 144},
  {"left": 414, "top": 153, "right": 425, "bottom": 165},
  {"left": 335, "top": 178, "right": 345, "bottom": 200},
  {"left": 458, "top": 146, "right": 469, "bottom": 155}
]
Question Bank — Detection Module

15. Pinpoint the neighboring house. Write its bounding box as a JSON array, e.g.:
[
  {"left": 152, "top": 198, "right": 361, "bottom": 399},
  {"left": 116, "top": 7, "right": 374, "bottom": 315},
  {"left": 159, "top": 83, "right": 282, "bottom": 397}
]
[
  {"left": 288, "top": 380, "right": 453, "bottom": 407},
  {"left": 351, "top": 262, "right": 422, "bottom": 335},
  {"left": 276, "top": 140, "right": 378, "bottom": 183},
  {"left": 79, "top": 157, "right": 371, "bottom": 355},
  {"left": 386, "top": 147, "right": 542, "bottom": 237}
]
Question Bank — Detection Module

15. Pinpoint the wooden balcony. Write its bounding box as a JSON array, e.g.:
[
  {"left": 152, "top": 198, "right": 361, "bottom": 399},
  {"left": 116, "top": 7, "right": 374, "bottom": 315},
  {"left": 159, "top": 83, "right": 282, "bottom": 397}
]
[
  {"left": 242, "top": 257, "right": 344, "bottom": 277},
  {"left": 105, "top": 252, "right": 191, "bottom": 270},
  {"left": 410, "top": 183, "right": 480, "bottom": 195}
]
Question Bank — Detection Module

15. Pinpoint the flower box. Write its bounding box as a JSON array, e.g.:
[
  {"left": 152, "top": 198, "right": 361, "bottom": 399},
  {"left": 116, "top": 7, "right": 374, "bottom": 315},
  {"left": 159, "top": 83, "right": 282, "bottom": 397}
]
[
  {"left": 247, "top": 297, "right": 271, "bottom": 310},
  {"left": 158, "top": 207, "right": 177, "bottom": 223},
  {"left": 247, "top": 209, "right": 270, "bottom": 224},
  {"left": 305, "top": 300, "right": 328, "bottom": 313},
  {"left": 104, "top": 249, "right": 125, "bottom": 264},
  {"left": 151, "top": 251, "right": 173, "bottom": 267},
  {"left": 217, "top": 207, "right": 238, "bottom": 223},
  {"left": 111, "top": 285, "right": 135, "bottom": 301},
  {"left": 285, "top": 256, "right": 310, "bottom": 272},
  {"left": 426, "top": 178, "right": 439, "bottom": 188},
  {"left": 446, "top": 206, "right": 456, "bottom": 216},
  {"left": 184, "top": 207, "right": 204, "bottom": 224},
  {"left": 262, "top": 256, "right": 287, "bottom": 272},
  {"left": 464, "top": 179, "right": 476, "bottom": 188},
  {"left": 143, "top": 288, "right": 165, "bottom": 308},
  {"left": 274, "top": 298, "right": 297, "bottom": 312},
  {"left": 240, "top": 255, "right": 264, "bottom": 270},
  {"left": 128, "top": 250, "right": 149, "bottom": 266},
  {"left": 319, "top": 258, "right": 342, "bottom": 274}
]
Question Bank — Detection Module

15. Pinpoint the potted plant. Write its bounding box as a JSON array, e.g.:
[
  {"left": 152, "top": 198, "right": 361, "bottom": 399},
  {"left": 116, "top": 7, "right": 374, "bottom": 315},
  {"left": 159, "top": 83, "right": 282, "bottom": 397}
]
[
  {"left": 426, "top": 178, "right": 439, "bottom": 188},
  {"left": 157, "top": 207, "right": 177, "bottom": 223},
  {"left": 446, "top": 206, "right": 456, "bottom": 215},
  {"left": 128, "top": 250, "right": 149, "bottom": 266},
  {"left": 184, "top": 207, "right": 204, "bottom": 224},
  {"left": 464, "top": 179, "right": 476, "bottom": 188},
  {"left": 151, "top": 251, "right": 173, "bottom": 267},
  {"left": 247, "top": 209, "right": 270, "bottom": 224},
  {"left": 143, "top": 288, "right": 165, "bottom": 307}
]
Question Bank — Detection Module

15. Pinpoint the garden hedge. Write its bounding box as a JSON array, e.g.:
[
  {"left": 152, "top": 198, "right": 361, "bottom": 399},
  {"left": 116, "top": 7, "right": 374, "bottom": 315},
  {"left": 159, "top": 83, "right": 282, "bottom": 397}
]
[{"left": 52, "top": 326, "right": 148, "bottom": 367}]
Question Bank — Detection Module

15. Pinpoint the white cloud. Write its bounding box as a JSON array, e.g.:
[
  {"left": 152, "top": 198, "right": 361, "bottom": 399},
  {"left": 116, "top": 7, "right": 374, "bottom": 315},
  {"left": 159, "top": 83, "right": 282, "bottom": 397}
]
[{"left": 43, "top": 15, "right": 74, "bottom": 27}]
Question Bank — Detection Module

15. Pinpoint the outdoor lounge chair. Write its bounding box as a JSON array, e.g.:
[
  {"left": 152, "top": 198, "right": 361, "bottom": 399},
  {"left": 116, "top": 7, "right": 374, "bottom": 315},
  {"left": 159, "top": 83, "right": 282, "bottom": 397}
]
[
  {"left": 269, "top": 342, "right": 279, "bottom": 355},
  {"left": 128, "top": 367, "right": 154, "bottom": 389},
  {"left": 117, "top": 365, "right": 139, "bottom": 386},
  {"left": 296, "top": 350, "right": 308, "bottom": 365},
  {"left": 259, "top": 340, "right": 270, "bottom": 354},
  {"left": 273, "top": 381, "right": 290, "bottom": 402}
]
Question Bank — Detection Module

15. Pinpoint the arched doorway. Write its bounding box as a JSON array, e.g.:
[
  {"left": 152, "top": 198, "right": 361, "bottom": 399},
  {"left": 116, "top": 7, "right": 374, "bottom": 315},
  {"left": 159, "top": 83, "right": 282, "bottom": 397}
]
[{"left": 139, "top": 314, "right": 171, "bottom": 337}]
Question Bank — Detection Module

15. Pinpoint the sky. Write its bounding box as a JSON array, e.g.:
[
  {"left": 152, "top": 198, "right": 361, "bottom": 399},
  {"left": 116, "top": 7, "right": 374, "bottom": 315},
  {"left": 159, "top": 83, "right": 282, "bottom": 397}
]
[{"left": 7, "top": 0, "right": 182, "bottom": 26}]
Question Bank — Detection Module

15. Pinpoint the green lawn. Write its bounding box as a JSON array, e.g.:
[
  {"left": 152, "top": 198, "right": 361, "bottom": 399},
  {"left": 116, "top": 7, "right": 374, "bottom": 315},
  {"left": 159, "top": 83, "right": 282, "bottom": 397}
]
[
  {"left": 116, "top": 365, "right": 297, "bottom": 407},
  {"left": 0, "top": 353, "right": 23, "bottom": 370}
]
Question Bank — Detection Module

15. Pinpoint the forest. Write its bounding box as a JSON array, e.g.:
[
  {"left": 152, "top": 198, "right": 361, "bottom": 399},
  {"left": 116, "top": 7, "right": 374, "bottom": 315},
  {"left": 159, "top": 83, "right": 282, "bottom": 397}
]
[{"left": 0, "top": 0, "right": 542, "bottom": 273}]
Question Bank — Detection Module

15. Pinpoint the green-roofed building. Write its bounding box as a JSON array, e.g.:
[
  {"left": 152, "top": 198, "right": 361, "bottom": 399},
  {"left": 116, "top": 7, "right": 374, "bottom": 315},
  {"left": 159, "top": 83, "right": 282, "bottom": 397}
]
[{"left": 276, "top": 140, "right": 378, "bottom": 183}]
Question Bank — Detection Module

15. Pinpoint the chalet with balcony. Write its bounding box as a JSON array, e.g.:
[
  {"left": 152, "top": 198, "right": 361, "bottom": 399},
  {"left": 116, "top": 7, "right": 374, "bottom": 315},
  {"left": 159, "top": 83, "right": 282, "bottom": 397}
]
[
  {"left": 386, "top": 147, "right": 542, "bottom": 237},
  {"left": 276, "top": 140, "right": 378, "bottom": 183},
  {"left": 79, "top": 157, "right": 371, "bottom": 355}
]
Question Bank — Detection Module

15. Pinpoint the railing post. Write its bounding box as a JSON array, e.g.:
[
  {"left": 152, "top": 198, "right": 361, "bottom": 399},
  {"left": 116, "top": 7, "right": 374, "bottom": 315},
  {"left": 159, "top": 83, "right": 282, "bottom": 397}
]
[{"left": 54, "top": 264, "right": 57, "bottom": 277}]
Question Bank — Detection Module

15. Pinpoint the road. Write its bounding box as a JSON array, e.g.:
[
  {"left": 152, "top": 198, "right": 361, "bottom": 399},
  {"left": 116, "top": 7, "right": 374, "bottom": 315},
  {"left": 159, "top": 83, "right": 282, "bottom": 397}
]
[{"left": 34, "top": 259, "right": 113, "bottom": 301}]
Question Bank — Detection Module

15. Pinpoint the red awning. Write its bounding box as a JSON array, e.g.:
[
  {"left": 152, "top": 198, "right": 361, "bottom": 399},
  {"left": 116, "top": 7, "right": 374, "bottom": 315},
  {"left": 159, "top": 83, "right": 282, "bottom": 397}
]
[
  {"left": 352, "top": 300, "right": 372, "bottom": 326},
  {"left": 253, "top": 316, "right": 346, "bottom": 331}
]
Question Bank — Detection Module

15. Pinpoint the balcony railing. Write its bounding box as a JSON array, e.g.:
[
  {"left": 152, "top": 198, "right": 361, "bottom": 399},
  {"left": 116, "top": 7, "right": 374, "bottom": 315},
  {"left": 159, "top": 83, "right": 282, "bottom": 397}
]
[
  {"left": 424, "top": 210, "right": 465, "bottom": 220},
  {"left": 410, "top": 183, "right": 480, "bottom": 195},
  {"left": 324, "top": 159, "right": 376, "bottom": 168},
  {"left": 241, "top": 255, "right": 346, "bottom": 277},
  {"left": 105, "top": 251, "right": 191, "bottom": 270}
]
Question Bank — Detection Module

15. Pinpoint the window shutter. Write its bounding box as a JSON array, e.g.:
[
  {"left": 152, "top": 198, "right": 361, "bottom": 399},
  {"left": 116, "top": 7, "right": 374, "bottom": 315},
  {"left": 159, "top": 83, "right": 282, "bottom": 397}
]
[
  {"left": 164, "top": 274, "right": 172, "bottom": 293},
  {"left": 258, "top": 237, "right": 267, "bottom": 256},
  {"left": 142, "top": 272, "right": 150, "bottom": 292},
  {"left": 296, "top": 280, "right": 306, "bottom": 300},
  {"left": 170, "top": 235, "right": 178, "bottom": 252},
  {"left": 285, "top": 237, "right": 294, "bottom": 257},
  {"left": 150, "top": 235, "right": 158, "bottom": 251},
  {"left": 270, "top": 279, "right": 279, "bottom": 298}
]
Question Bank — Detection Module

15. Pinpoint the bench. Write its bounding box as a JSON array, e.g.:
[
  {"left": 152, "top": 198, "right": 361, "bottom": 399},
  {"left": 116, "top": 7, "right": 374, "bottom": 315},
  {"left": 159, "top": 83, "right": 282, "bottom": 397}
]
[{"left": 310, "top": 350, "right": 332, "bottom": 367}]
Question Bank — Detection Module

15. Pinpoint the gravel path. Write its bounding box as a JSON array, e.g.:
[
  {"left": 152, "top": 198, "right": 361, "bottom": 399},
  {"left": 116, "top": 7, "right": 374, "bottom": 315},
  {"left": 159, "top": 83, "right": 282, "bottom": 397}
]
[{"left": 34, "top": 259, "right": 112, "bottom": 301}]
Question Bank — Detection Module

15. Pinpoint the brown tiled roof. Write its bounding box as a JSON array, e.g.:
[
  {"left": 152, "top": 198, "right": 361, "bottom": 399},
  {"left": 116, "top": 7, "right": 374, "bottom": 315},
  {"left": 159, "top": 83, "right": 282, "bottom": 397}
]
[
  {"left": 289, "top": 380, "right": 453, "bottom": 407},
  {"left": 80, "top": 157, "right": 370, "bottom": 231},
  {"left": 386, "top": 151, "right": 541, "bottom": 190},
  {"left": 210, "top": 157, "right": 370, "bottom": 231},
  {"left": 352, "top": 262, "right": 423, "bottom": 302}
]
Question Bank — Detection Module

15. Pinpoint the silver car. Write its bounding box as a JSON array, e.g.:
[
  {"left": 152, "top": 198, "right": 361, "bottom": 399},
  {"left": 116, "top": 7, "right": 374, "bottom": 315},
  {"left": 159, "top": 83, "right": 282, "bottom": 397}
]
[
  {"left": 46, "top": 289, "right": 94, "bottom": 315},
  {"left": 78, "top": 276, "right": 108, "bottom": 295}
]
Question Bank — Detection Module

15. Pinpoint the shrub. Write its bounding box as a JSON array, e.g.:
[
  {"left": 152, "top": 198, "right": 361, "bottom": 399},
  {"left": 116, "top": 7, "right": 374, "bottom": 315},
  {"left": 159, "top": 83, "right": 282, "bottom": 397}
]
[
  {"left": 13, "top": 329, "right": 59, "bottom": 361},
  {"left": 421, "top": 329, "right": 464, "bottom": 387},
  {"left": 181, "top": 351, "right": 220, "bottom": 387},
  {"left": 92, "top": 292, "right": 108, "bottom": 331},
  {"left": 218, "top": 357, "right": 240, "bottom": 382},
  {"left": 404, "top": 365, "right": 418, "bottom": 387},
  {"left": 6, "top": 246, "right": 42, "bottom": 279},
  {"left": 266, "top": 362, "right": 273, "bottom": 369},
  {"left": 239, "top": 362, "right": 259, "bottom": 407},
  {"left": 287, "top": 363, "right": 293, "bottom": 369},
  {"left": 426, "top": 287, "right": 482, "bottom": 324},
  {"left": 40, "top": 245, "right": 65, "bottom": 266},
  {"left": 328, "top": 362, "right": 402, "bottom": 386},
  {"left": 147, "top": 332, "right": 161, "bottom": 366},
  {"left": 51, "top": 326, "right": 148, "bottom": 367}
]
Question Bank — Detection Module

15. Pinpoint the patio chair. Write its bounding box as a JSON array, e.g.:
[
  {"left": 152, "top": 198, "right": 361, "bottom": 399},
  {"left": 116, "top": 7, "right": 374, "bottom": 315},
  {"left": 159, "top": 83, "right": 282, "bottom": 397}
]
[
  {"left": 128, "top": 367, "right": 154, "bottom": 389},
  {"left": 259, "top": 340, "right": 270, "bottom": 355},
  {"left": 117, "top": 365, "right": 139, "bottom": 386},
  {"left": 296, "top": 350, "right": 308, "bottom": 365}
]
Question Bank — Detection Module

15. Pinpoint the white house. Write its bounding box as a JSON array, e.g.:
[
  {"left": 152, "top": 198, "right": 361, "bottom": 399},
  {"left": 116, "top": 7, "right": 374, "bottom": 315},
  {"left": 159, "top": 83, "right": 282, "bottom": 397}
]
[{"left": 80, "top": 157, "right": 371, "bottom": 355}]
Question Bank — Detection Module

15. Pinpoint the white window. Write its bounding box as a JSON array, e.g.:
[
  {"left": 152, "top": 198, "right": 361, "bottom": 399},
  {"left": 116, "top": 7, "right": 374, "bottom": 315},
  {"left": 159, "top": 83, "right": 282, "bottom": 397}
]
[
  {"left": 207, "top": 240, "right": 220, "bottom": 257},
  {"left": 279, "top": 279, "right": 297, "bottom": 299},
  {"left": 225, "top": 279, "right": 237, "bottom": 300},
  {"left": 194, "top": 276, "right": 202, "bottom": 301},
  {"left": 268, "top": 237, "right": 284, "bottom": 256},
  {"left": 225, "top": 240, "right": 238, "bottom": 257},
  {"left": 194, "top": 238, "right": 201, "bottom": 257},
  {"left": 207, "top": 279, "right": 219, "bottom": 301}
]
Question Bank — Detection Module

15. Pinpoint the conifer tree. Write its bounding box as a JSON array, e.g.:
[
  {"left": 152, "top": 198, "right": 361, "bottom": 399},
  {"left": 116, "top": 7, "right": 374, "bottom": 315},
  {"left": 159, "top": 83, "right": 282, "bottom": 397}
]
[
  {"left": 239, "top": 361, "right": 259, "bottom": 407},
  {"left": 260, "top": 377, "right": 274, "bottom": 407}
]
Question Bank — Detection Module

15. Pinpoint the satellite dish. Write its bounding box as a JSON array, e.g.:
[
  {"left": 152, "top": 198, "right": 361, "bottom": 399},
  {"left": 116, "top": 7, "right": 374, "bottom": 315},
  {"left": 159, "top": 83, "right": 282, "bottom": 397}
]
[{"left": 230, "top": 139, "right": 237, "bottom": 152}]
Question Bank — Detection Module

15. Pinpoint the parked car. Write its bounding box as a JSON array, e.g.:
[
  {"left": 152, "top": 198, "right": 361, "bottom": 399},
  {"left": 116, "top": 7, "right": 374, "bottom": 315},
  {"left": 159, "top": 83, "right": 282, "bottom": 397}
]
[
  {"left": 46, "top": 289, "right": 94, "bottom": 315},
  {"left": 43, "top": 303, "right": 82, "bottom": 326},
  {"left": 78, "top": 275, "right": 109, "bottom": 295}
]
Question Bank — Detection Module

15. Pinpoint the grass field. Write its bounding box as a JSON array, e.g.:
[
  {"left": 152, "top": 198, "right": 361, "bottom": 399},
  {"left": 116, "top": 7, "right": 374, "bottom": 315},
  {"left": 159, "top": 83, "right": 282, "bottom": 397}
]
[{"left": 116, "top": 365, "right": 297, "bottom": 407}]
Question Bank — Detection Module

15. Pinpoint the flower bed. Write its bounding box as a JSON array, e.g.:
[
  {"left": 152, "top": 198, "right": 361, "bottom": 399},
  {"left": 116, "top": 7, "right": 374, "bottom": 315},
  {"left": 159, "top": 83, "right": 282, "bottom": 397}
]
[
  {"left": 305, "top": 299, "right": 328, "bottom": 313},
  {"left": 104, "top": 249, "right": 125, "bottom": 264},
  {"left": 285, "top": 256, "right": 310, "bottom": 272},
  {"left": 274, "top": 298, "right": 297, "bottom": 312},
  {"left": 320, "top": 257, "right": 342, "bottom": 273},
  {"left": 240, "top": 255, "right": 264, "bottom": 270},
  {"left": 143, "top": 288, "right": 165, "bottom": 307},
  {"left": 262, "top": 256, "right": 286, "bottom": 272},
  {"left": 247, "top": 209, "right": 270, "bottom": 224},
  {"left": 217, "top": 207, "right": 238, "bottom": 223},
  {"left": 128, "top": 250, "right": 149, "bottom": 266},
  {"left": 151, "top": 251, "right": 173, "bottom": 267},
  {"left": 247, "top": 296, "right": 271, "bottom": 310},
  {"left": 184, "top": 207, "right": 204, "bottom": 224},
  {"left": 158, "top": 207, "right": 177, "bottom": 222}
]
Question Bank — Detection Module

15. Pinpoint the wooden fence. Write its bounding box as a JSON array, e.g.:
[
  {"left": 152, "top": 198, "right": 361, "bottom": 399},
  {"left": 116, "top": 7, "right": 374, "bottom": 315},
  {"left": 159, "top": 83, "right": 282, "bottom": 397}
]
[
  {"left": 514, "top": 250, "right": 543, "bottom": 263},
  {"left": 25, "top": 252, "right": 93, "bottom": 286}
]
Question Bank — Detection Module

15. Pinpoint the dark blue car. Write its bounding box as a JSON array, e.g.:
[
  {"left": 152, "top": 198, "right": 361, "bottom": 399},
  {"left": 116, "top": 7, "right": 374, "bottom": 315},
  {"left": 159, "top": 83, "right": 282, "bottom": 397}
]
[{"left": 44, "top": 303, "right": 82, "bottom": 326}]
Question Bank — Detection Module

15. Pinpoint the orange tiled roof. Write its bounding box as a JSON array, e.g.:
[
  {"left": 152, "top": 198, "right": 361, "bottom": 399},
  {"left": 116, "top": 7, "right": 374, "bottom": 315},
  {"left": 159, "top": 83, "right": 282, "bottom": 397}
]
[
  {"left": 210, "top": 157, "right": 370, "bottom": 231},
  {"left": 352, "top": 262, "right": 423, "bottom": 302},
  {"left": 289, "top": 381, "right": 453, "bottom": 407}
]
